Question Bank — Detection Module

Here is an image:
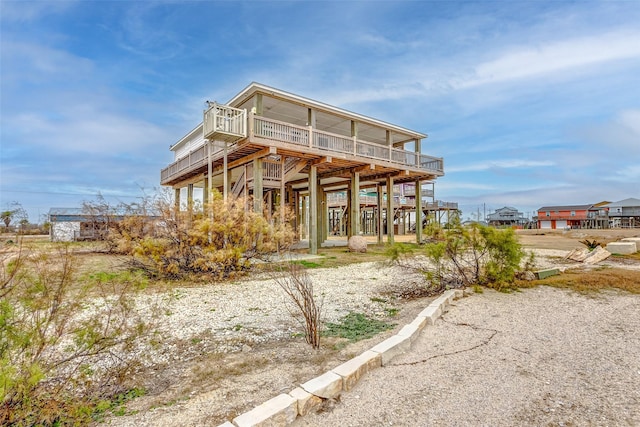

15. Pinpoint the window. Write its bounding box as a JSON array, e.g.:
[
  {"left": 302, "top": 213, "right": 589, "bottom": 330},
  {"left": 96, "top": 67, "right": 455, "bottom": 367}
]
[
  {"left": 545, "top": 211, "right": 550, "bottom": 217},
  {"left": 571, "top": 211, "right": 576, "bottom": 216}
]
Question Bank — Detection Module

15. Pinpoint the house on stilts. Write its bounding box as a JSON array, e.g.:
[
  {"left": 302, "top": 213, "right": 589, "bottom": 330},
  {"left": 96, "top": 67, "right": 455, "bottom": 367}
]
[{"left": 160, "top": 83, "right": 448, "bottom": 254}]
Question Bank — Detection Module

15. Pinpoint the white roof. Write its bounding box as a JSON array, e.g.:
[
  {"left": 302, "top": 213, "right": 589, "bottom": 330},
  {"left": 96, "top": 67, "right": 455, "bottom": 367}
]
[{"left": 603, "top": 197, "right": 640, "bottom": 208}]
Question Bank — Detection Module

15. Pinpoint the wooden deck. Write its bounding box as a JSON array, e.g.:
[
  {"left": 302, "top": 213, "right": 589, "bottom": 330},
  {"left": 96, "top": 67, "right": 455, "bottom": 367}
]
[{"left": 161, "top": 114, "right": 444, "bottom": 187}]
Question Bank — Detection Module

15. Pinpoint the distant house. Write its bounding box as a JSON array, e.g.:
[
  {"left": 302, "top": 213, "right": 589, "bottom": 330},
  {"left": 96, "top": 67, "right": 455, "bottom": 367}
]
[
  {"left": 536, "top": 204, "right": 608, "bottom": 230},
  {"left": 486, "top": 206, "right": 526, "bottom": 227},
  {"left": 603, "top": 198, "right": 640, "bottom": 228},
  {"left": 48, "top": 207, "right": 159, "bottom": 242}
]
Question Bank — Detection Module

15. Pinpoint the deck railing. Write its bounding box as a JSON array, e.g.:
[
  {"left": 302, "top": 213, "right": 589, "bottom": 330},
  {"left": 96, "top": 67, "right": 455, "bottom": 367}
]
[
  {"left": 162, "top": 114, "right": 444, "bottom": 184},
  {"left": 252, "top": 115, "right": 443, "bottom": 173},
  {"left": 161, "top": 144, "right": 207, "bottom": 183},
  {"left": 203, "top": 103, "right": 246, "bottom": 140}
]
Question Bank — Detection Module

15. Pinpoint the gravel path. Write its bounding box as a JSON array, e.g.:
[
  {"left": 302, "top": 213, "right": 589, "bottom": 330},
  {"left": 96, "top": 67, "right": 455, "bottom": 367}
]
[{"left": 295, "top": 286, "right": 640, "bottom": 426}]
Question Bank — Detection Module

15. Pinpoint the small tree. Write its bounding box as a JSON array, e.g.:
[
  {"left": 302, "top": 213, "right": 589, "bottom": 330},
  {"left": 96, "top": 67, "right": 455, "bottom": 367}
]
[
  {"left": 390, "top": 219, "right": 525, "bottom": 292},
  {"left": 0, "top": 242, "right": 156, "bottom": 424},
  {"left": 1, "top": 202, "right": 28, "bottom": 232}
]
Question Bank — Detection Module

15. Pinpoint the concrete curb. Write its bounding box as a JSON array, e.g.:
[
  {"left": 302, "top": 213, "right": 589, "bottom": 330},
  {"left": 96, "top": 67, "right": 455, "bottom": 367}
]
[{"left": 217, "top": 288, "right": 467, "bottom": 427}]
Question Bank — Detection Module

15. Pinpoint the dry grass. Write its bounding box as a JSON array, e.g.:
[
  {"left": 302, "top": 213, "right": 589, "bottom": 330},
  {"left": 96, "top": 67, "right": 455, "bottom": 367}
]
[
  {"left": 519, "top": 267, "right": 640, "bottom": 294},
  {"left": 294, "top": 243, "right": 408, "bottom": 268}
]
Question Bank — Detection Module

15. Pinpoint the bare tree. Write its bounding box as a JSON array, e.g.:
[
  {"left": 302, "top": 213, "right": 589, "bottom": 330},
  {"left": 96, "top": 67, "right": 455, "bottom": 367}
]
[{"left": 272, "top": 262, "right": 323, "bottom": 349}]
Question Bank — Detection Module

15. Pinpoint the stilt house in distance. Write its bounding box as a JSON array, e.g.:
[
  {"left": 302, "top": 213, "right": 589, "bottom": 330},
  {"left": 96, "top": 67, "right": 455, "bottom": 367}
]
[{"left": 160, "top": 83, "right": 445, "bottom": 253}]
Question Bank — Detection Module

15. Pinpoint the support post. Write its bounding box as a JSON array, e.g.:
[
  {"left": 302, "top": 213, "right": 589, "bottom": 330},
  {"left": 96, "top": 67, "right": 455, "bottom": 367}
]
[
  {"left": 301, "top": 195, "right": 307, "bottom": 239},
  {"left": 415, "top": 179, "right": 422, "bottom": 243},
  {"left": 223, "top": 142, "right": 229, "bottom": 201},
  {"left": 376, "top": 183, "right": 383, "bottom": 244},
  {"left": 253, "top": 158, "right": 263, "bottom": 214},
  {"left": 386, "top": 176, "right": 394, "bottom": 244},
  {"left": 280, "top": 156, "right": 286, "bottom": 222},
  {"left": 349, "top": 171, "right": 360, "bottom": 237},
  {"left": 203, "top": 176, "right": 209, "bottom": 206},
  {"left": 174, "top": 187, "right": 180, "bottom": 217},
  {"left": 317, "top": 186, "right": 325, "bottom": 249},
  {"left": 187, "top": 183, "right": 194, "bottom": 226},
  {"left": 207, "top": 141, "right": 213, "bottom": 219},
  {"left": 309, "top": 166, "right": 318, "bottom": 254}
]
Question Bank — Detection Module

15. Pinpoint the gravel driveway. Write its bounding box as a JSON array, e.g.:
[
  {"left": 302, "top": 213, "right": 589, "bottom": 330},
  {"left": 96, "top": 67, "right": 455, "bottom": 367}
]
[{"left": 295, "top": 286, "right": 640, "bottom": 426}]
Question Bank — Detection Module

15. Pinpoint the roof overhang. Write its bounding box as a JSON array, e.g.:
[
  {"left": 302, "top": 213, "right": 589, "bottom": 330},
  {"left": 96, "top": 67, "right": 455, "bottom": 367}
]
[{"left": 228, "top": 82, "right": 427, "bottom": 142}]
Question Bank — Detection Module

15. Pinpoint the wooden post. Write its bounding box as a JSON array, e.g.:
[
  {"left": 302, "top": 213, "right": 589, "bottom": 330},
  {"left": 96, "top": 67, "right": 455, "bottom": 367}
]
[
  {"left": 301, "top": 195, "right": 307, "bottom": 239},
  {"left": 376, "top": 183, "right": 383, "bottom": 244},
  {"left": 350, "top": 171, "right": 360, "bottom": 236},
  {"left": 254, "top": 93, "right": 263, "bottom": 116},
  {"left": 203, "top": 176, "right": 209, "bottom": 206},
  {"left": 318, "top": 186, "right": 325, "bottom": 249},
  {"left": 223, "top": 142, "right": 229, "bottom": 201},
  {"left": 351, "top": 120, "right": 358, "bottom": 155},
  {"left": 308, "top": 108, "right": 316, "bottom": 148},
  {"left": 309, "top": 166, "right": 318, "bottom": 254},
  {"left": 386, "top": 175, "right": 394, "bottom": 244},
  {"left": 253, "top": 158, "right": 263, "bottom": 214},
  {"left": 174, "top": 187, "right": 180, "bottom": 217},
  {"left": 280, "top": 156, "right": 286, "bottom": 222},
  {"left": 207, "top": 141, "right": 213, "bottom": 219},
  {"left": 187, "top": 183, "right": 194, "bottom": 226},
  {"left": 415, "top": 179, "right": 422, "bottom": 243},
  {"left": 345, "top": 187, "right": 351, "bottom": 236}
]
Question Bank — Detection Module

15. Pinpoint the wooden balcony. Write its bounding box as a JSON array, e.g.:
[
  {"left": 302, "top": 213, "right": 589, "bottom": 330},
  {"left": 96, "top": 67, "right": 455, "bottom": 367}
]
[
  {"left": 203, "top": 103, "right": 246, "bottom": 142},
  {"left": 161, "top": 113, "right": 444, "bottom": 186}
]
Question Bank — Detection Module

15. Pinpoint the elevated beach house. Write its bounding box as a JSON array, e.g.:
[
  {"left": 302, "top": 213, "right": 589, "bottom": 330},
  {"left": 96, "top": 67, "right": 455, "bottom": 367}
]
[{"left": 160, "top": 83, "right": 444, "bottom": 253}]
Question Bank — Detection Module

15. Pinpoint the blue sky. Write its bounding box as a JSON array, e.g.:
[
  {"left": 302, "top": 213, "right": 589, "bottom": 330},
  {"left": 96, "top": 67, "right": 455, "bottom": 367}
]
[{"left": 1, "top": 0, "right": 639, "bottom": 223}]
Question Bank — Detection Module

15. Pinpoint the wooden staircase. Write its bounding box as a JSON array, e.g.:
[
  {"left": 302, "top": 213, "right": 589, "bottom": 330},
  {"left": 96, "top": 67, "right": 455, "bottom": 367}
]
[{"left": 230, "top": 156, "right": 307, "bottom": 199}]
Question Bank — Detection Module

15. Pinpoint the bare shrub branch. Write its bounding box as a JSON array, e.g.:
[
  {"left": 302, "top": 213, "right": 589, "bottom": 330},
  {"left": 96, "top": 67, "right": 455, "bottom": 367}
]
[
  {"left": 0, "top": 242, "right": 157, "bottom": 425},
  {"left": 271, "top": 262, "right": 323, "bottom": 349}
]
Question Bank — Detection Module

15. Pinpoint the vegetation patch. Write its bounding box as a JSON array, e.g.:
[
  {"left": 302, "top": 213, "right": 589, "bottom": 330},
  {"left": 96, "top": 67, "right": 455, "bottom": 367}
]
[
  {"left": 518, "top": 267, "right": 640, "bottom": 294},
  {"left": 323, "top": 312, "right": 395, "bottom": 342},
  {"left": 292, "top": 259, "right": 323, "bottom": 269}
]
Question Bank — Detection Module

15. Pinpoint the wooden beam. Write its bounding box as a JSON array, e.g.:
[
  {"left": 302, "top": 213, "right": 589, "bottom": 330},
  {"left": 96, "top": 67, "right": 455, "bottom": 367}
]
[
  {"left": 311, "top": 156, "right": 332, "bottom": 165},
  {"left": 319, "top": 165, "right": 366, "bottom": 180},
  {"left": 225, "top": 147, "right": 274, "bottom": 171}
]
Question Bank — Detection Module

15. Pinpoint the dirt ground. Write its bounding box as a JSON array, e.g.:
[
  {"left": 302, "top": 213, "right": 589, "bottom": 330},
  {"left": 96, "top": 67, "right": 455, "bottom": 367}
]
[
  {"left": 516, "top": 228, "right": 640, "bottom": 251},
  {"left": 97, "top": 228, "right": 640, "bottom": 426}
]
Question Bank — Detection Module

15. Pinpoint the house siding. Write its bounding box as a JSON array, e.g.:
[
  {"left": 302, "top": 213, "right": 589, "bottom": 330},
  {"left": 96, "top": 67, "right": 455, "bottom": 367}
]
[{"left": 51, "top": 221, "right": 80, "bottom": 242}]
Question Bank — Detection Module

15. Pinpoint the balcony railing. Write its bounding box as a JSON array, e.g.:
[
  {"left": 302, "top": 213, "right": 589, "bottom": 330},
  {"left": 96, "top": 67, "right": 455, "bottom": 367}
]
[
  {"left": 161, "top": 144, "right": 208, "bottom": 183},
  {"left": 162, "top": 114, "right": 444, "bottom": 184},
  {"left": 203, "top": 103, "right": 246, "bottom": 141},
  {"left": 251, "top": 115, "right": 443, "bottom": 173}
]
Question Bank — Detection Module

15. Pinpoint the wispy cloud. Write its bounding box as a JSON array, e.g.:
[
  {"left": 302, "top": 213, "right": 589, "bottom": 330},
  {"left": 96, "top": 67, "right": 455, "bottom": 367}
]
[
  {"left": 456, "top": 29, "right": 640, "bottom": 89},
  {"left": 2, "top": 1, "right": 639, "bottom": 222},
  {"left": 0, "top": 1, "right": 77, "bottom": 22},
  {"left": 447, "top": 160, "right": 555, "bottom": 173}
]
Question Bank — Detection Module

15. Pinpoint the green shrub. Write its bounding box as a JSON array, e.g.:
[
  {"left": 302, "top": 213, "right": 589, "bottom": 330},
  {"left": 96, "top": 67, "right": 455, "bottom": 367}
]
[
  {"left": 0, "top": 244, "right": 155, "bottom": 425},
  {"left": 390, "top": 219, "right": 525, "bottom": 291}
]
